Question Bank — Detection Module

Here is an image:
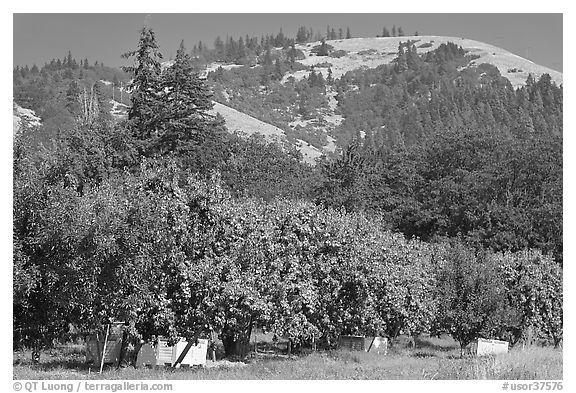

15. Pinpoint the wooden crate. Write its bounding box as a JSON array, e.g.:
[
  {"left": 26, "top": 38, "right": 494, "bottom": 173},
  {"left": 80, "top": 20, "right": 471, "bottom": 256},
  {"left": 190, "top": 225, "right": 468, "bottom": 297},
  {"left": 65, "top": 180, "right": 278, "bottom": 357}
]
[
  {"left": 338, "top": 335, "right": 388, "bottom": 354},
  {"left": 137, "top": 337, "right": 208, "bottom": 368},
  {"left": 338, "top": 335, "right": 366, "bottom": 351},
  {"left": 365, "top": 336, "right": 388, "bottom": 354},
  {"left": 472, "top": 338, "right": 509, "bottom": 356},
  {"left": 174, "top": 339, "right": 208, "bottom": 367},
  {"left": 156, "top": 338, "right": 175, "bottom": 366},
  {"left": 86, "top": 338, "right": 122, "bottom": 364}
]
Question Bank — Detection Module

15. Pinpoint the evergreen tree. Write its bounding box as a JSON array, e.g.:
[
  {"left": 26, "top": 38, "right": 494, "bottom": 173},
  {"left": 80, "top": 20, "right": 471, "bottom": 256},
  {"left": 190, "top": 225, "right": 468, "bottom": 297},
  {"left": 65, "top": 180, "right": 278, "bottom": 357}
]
[
  {"left": 327, "top": 68, "right": 334, "bottom": 85},
  {"left": 330, "top": 28, "right": 337, "bottom": 40},
  {"left": 274, "top": 58, "right": 283, "bottom": 81},
  {"left": 398, "top": 27, "right": 405, "bottom": 36},
  {"left": 392, "top": 25, "right": 397, "bottom": 37},
  {"left": 308, "top": 69, "right": 318, "bottom": 88},
  {"left": 121, "top": 25, "right": 164, "bottom": 143},
  {"left": 394, "top": 43, "right": 408, "bottom": 72},
  {"left": 382, "top": 27, "right": 391, "bottom": 37},
  {"left": 287, "top": 41, "right": 297, "bottom": 69},
  {"left": 159, "top": 40, "right": 225, "bottom": 172},
  {"left": 317, "top": 38, "right": 330, "bottom": 56},
  {"left": 262, "top": 47, "right": 273, "bottom": 66},
  {"left": 214, "top": 36, "right": 225, "bottom": 60},
  {"left": 65, "top": 80, "right": 81, "bottom": 115},
  {"left": 346, "top": 27, "right": 352, "bottom": 39},
  {"left": 274, "top": 28, "right": 286, "bottom": 47},
  {"left": 237, "top": 37, "right": 246, "bottom": 64}
]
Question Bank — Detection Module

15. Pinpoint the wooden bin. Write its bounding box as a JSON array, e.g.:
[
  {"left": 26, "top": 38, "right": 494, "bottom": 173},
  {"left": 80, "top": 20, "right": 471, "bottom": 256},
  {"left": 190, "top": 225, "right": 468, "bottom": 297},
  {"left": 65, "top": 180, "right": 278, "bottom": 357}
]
[
  {"left": 472, "top": 338, "right": 509, "bottom": 356},
  {"left": 85, "top": 323, "right": 124, "bottom": 366},
  {"left": 136, "top": 337, "right": 209, "bottom": 368},
  {"left": 338, "top": 335, "right": 388, "bottom": 354}
]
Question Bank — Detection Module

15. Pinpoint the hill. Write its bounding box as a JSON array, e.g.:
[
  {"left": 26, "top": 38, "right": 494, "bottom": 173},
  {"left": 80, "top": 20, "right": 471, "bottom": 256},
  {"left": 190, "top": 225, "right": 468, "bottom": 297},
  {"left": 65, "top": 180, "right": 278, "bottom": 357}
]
[
  {"left": 205, "top": 35, "right": 562, "bottom": 163},
  {"left": 288, "top": 36, "right": 562, "bottom": 88},
  {"left": 13, "top": 35, "right": 563, "bottom": 164},
  {"left": 13, "top": 103, "right": 41, "bottom": 136},
  {"left": 209, "top": 101, "right": 322, "bottom": 165}
]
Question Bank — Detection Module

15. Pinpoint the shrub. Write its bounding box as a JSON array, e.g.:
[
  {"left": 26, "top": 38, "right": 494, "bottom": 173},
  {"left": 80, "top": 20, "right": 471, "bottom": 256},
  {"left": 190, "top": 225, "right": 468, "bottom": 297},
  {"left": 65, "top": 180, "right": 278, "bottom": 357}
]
[{"left": 330, "top": 50, "right": 348, "bottom": 58}]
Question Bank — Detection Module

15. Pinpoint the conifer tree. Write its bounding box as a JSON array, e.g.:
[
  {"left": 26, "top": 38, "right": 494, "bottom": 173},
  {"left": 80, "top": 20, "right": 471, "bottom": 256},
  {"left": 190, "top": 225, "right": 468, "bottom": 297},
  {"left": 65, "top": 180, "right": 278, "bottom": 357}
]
[
  {"left": 121, "top": 25, "right": 164, "bottom": 142},
  {"left": 65, "top": 80, "right": 81, "bottom": 115},
  {"left": 327, "top": 68, "right": 334, "bottom": 85},
  {"left": 287, "top": 41, "right": 297, "bottom": 69},
  {"left": 159, "top": 40, "right": 224, "bottom": 164},
  {"left": 297, "top": 26, "right": 308, "bottom": 43},
  {"left": 274, "top": 58, "right": 283, "bottom": 81},
  {"left": 346, "top": 27, "right": 352, "bottom": 39}
]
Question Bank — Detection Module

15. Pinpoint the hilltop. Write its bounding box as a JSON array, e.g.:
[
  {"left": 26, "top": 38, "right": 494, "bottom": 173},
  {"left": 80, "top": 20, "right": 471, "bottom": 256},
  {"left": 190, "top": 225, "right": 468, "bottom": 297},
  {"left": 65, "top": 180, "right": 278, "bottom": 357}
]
[{"left": 288, "top": 36, "right": 562, "bottom": 88}]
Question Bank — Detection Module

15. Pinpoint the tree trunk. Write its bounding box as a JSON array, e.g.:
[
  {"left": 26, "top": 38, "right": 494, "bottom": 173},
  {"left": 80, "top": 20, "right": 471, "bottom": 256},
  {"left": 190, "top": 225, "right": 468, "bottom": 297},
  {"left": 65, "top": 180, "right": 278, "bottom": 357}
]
[
  {"left": 222, "top": 334, "right": 251, "bottom": 358},
  {"left": 221, "top": 318, "right": 253, "bottom": 358}
]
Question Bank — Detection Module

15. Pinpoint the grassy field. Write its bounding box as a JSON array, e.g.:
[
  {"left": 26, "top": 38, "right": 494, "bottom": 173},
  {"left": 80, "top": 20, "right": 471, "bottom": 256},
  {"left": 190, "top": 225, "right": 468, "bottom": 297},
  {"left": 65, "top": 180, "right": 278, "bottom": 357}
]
[{"left": 13, "top": 335, "right": 562, "bottom": 380}]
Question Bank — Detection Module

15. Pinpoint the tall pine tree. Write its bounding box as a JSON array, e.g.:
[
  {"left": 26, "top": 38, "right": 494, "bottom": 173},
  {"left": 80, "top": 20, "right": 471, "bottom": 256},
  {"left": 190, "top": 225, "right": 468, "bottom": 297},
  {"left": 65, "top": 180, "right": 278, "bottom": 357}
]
[
  {"left": 121, "top": 25, "right": 164, "bottom": 145},
  {"left": 159, "top": 40, "right": 226, "bottom": 171}
]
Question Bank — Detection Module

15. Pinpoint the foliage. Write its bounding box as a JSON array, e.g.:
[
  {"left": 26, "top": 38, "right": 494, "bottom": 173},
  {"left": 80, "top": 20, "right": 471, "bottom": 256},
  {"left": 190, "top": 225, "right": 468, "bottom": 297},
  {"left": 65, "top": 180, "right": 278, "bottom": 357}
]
[
  {"left": 433, "top": 241, "right": 507, "bottom": 352},
  {"left": 317, "top": 127, "right": 562, "bottom": 262},
  {"left": 495, "top": 250, "right": 563, "bottom": 347},
  {"left": 13, "top": 27, "right": 562, "bottom": 362}
]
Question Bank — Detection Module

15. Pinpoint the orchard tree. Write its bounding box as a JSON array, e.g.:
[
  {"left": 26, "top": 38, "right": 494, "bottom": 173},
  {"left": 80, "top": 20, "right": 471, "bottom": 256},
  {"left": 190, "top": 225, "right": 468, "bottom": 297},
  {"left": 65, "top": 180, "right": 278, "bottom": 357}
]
[
  {"left": 496, "top": 250, "right": 563, "bottom": 347},
  {"left": 433, "top": 241, "right": 508, "bottom": 355}
]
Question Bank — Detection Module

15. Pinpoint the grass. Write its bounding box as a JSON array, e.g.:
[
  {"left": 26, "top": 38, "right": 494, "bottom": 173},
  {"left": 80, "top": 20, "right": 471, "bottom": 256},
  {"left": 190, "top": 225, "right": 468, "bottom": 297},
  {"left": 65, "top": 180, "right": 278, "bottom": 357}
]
[{"left": 13, "top": 335, "right": 562, "bottom": 380}]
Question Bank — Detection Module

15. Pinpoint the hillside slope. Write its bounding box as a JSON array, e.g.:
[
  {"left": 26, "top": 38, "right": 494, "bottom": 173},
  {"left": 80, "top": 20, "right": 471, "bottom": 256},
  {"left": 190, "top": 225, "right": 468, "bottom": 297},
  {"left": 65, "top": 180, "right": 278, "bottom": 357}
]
[
  {"left": 13, "top": 103, "right": 41, "bottom": 136},
  {"left": 205, "top": 35, "right": 562, "bottom": 165},
  {"left": 288, "top": 36, "right": 562, "bottom": 88},
  {"left": 209, "top": 101, "right": 322, "bottom": 164}
]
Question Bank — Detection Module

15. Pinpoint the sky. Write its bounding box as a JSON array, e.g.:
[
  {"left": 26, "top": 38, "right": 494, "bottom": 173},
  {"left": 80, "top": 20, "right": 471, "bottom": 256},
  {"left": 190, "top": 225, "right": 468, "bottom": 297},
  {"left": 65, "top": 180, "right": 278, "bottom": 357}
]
[{"left": 13, "top": 13, "right": 563, "bottom": 72}]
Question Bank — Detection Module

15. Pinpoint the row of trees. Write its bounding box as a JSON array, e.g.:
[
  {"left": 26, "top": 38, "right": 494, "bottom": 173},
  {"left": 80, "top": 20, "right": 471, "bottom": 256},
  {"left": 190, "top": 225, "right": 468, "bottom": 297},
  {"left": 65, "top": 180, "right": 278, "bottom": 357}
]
[
  {"left": 377, "top": 25, "right": 408, "bottom": 37},
  {"left": 14, "top": 158, "right": 562, "bottom": 359},
  {"left": 296, "top": 25, "right": 351, "bottom": 43},
  {"left": 15, "top": 51, "right": 92, "bottom": 76},
  {"left": 188, "top": 26, "right": 352, "bottom": 66}
]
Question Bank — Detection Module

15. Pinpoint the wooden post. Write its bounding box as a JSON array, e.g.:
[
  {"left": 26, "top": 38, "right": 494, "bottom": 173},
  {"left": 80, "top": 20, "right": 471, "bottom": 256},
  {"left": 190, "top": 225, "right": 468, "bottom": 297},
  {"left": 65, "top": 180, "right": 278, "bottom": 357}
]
[
  {"left": 99, "top": 324, "right": 111, "bottom": 374},
  {"left": 210, "top": 331, "right": 216, "bottom": 362},
  {"left": 287, "top": 340, "right": 292, "bottom": 357},
  {"left": 254, "top": 332, "right": 258, "bottom": 354},
  {"left": 312, "top": 333, "right": 316, "bottom": 352}
]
